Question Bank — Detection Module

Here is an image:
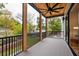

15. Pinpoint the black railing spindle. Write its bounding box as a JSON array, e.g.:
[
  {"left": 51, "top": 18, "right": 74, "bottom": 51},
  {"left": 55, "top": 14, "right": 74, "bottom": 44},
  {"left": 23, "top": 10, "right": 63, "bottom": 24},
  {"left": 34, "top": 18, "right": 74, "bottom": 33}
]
[
  {"left": 11, "top": 37, "right": 13, "bottom": 56},
  {"left": 16, "top": 37, "right": 18, "bottom": 54},
  {"left": 0, "top": 35, "right": 23, "bottom": 56},
  {"left": 2, "top": 39, "right": 3, "bottom": 56},
  {"left": 6, "top": 38, "right": 7, "bottom": 56},
  {"left": 8, "top": 37, "right": 10, "bottom": 56},
  {"left": 14, "top": 37, "right": 16, "bottom": 55}
]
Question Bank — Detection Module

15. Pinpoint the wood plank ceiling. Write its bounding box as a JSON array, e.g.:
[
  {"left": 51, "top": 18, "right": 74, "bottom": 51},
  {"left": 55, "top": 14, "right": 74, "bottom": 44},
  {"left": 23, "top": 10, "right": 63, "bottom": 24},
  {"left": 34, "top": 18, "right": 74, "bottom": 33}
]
[{"left": 29, "top": 3, "right": 68, "bottom": 18}]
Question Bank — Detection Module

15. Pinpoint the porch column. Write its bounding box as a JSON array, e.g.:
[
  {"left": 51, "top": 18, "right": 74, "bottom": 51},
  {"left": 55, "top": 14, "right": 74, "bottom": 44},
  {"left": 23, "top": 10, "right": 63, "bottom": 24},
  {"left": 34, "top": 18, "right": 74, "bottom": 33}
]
[
  {"left": 23, "top": 3, "right": 28, "bottom": 51},
  {"left": 68, "top": 13, "right": 70, "bottom": 45},
  {"left": 62, "top": 16, "right": 66, "bottom": 40},
  {"left": 46, "top": 18, "right": 48, "bottom": 37},
  {"left": 39, "top": 13, "right": 42, "bottom": 40}
]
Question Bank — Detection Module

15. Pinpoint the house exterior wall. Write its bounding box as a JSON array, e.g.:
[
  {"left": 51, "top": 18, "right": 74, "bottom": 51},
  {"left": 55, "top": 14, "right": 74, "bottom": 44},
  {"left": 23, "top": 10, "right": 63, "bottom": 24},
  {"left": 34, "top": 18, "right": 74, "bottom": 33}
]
[
  {"left": 70, "top": 7, "right": 78, "bottom": 40},
  {"left": 69, "top": 4, "right": 79, "bottom": 55}
]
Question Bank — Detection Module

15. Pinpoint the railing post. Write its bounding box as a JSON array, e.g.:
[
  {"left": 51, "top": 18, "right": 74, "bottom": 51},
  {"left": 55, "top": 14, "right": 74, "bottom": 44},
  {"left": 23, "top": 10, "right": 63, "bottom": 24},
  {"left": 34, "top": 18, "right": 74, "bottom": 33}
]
[
  {"left": 46, "top": 18, "right": 48, "bottom": 37},
  {"left": 39, "top": 13, "right": 42, "bottom": 40},
  {"left": 23, "top": 3, "right": 28, "bottom": 51}
]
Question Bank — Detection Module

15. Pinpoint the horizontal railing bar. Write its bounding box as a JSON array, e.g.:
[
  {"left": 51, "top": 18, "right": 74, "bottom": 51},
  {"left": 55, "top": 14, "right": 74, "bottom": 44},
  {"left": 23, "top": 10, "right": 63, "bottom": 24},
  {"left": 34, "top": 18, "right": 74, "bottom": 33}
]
[{"left": 0, "top": 35, "right": 22, "bottom": 39}]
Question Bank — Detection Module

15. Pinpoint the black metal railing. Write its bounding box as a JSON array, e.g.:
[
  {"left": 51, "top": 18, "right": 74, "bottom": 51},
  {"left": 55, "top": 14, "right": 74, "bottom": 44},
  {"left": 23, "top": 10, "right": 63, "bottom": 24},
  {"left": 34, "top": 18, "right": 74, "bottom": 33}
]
[
  {"left": 27, "top": 32, "right": 46, "bottom": 48},
  {"left": 42, "top": 32, "right": 46, "bottom": 39},
  {"left": 47, "top": 31, "right": 64, "bottom": 38},
  {"left": 28, "top": 32, "right": 40, "bottom": 47},
  {"left": 0, "top": 35, "right": 23, "bottom": 56}
]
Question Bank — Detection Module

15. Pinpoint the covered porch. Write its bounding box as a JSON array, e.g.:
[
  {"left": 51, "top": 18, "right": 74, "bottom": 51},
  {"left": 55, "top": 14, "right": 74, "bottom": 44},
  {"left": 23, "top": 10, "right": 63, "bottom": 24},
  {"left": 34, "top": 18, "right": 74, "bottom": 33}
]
[
  {"left": 0, "top": 3, "right": 78, "bottom": 56},
  {"left": 19, "top": 3, "right": 74, "bottom": 56}
]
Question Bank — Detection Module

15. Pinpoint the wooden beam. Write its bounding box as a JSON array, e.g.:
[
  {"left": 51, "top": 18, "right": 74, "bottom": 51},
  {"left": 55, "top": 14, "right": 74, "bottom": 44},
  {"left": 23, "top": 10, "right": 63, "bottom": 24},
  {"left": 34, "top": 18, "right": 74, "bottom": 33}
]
[
  {"left": 46, "top": 18, "right": 48, "bottom": 37},
  {"left": 23, "top": 3, "right": 28, "bottom": 51},
  {"left": 64, "top": 4, "right": 72, "bottom": 15},
  {"left": 39, "top": 13, "right": 42, "bottom": 40},
  {"left": 64, "top": 3, "right": 74, "bottom": 16},
  {"left": 67, "top": 3, "right": 75, "bottom": 15},
  {"left": 46, "top": 14, "right": 64, "bottom": 18},
  {"left": 29, "top": 3, "right": 46, "bottom": 18}
]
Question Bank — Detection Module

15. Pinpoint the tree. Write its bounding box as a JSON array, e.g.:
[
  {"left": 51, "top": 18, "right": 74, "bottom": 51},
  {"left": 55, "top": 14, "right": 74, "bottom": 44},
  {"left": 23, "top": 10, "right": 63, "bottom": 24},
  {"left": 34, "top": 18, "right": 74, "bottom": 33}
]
[
  {"left": 37, "top": 17, "right": 40, "bottom": 30},
  {"left": 0, "top": 3, "right": 5, "bottom": 9},
  {"left": 0, "top": 4, "right": 22, "bottom": 37},
  {"left": 12, "top": 20, "right": 22, "bottom": 35},
  {"left": 37, "top": 17, "right": 46, "bottom": 30},
  {"left": 0, "top": 3, "right": 6, "bottom": 15},
  {"left": 27, "top": 13, "right": 35, "bottom": 33},
  {"left": 0, "top": 15, "right": 13, "bottom": 36},
  {"left": 65, "top": 19, "right": 68, "bottom": 37},
  {"left": 27, "top": 22, "right": 34, "bottom": 32},
  {"left": 48, "top": 18, "right": 61, "bottom": 32},
  {"left": 0, "top": 15, "right": 22, "bottom": 36}
]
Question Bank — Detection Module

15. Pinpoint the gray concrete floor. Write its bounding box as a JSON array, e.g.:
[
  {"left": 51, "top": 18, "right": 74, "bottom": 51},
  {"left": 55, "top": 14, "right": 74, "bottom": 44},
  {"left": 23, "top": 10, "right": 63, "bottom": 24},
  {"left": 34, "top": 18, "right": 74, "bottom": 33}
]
[{"left": 18, "top": 37, "right": 73, "bottom": 56}]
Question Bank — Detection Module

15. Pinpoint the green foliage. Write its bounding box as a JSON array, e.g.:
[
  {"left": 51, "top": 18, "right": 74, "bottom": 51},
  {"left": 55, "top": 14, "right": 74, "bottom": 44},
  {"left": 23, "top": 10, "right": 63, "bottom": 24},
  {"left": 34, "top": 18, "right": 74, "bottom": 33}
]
[
  {"left": 27, "top": 22, "right": 34, "bottom": 33},
  {"left": 13, "top": 22, "right": 22, "bottom": 35},
  {"left": 65, "top": 20, "right": 68, "bottom": 36},
  {"left": 37, "top": 17, "right": 46, "bottom": 30},
  {"left": 0, "top": 15, "right": 22, "bottom": 36},
  {"left": 0, "top": 3, "right": 5, "bottom": 9},
  {"left": 0, "top": 3, "right": 5, "bottom": 15},
  {"left": 0, "top": 15, "right": 13, "bottom": 29},
  {"left": 37, "top": 17, "right": 40, "bottom": 30},
  {"left": 0, "top": 4, "right": 22, "bottom": 37},
  {"left": 48, "top": 18, "right": 61, "bottom": 31},
  {"left": 27, "top": 13, "right": 35, "bottom": 33}
]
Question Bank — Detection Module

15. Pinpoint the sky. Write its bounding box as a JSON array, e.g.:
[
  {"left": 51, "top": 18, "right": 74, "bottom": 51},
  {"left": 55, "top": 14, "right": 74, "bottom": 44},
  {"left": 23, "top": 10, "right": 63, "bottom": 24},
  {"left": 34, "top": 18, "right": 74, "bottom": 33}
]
[
  {"left": 3, "top": 3, "right": 61, "bottom": 27},
  {"left": 5, "top": 3, "right": 22, "bottom": 15},
  {"left": 27, "top": 4, "right": 46, "bottom": 25},
  {"left": 4, "top": 3, "right": 42, "bottom": 25},
  {"left": 27, "top": 4, "right": 39, "bottom": 25},
  {"left": 0, "top": 0, "right": 78, "bottom": 3},
  {"left": 4, "top": 3, "right": 22, "bottom": 23},
  {"left": 4, "top": 3, "right": 61, "bottom": 26}
]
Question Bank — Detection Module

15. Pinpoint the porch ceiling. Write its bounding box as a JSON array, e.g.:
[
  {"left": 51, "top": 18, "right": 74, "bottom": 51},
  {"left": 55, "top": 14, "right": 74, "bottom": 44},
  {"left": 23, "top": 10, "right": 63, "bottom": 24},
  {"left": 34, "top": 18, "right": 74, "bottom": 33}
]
[{"left": 29, "top": 3, "right": 69, "bottom": 18}]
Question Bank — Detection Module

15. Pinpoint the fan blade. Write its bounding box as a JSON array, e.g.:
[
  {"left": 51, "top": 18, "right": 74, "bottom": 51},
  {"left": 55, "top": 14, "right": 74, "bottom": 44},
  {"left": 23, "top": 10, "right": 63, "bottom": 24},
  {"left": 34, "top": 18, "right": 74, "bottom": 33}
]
[
  {"left": 52, "top": 11, "right": 59, "bottom": 13},
  {"left": 53, "top": 7, "right": 64, "bottom": 10},
  {"left": 38, "top": 8, "right": 47, "bottom": 10},
  {"left": 50, "top": 11, "right": 52, "bottom": 15},
  {"left": 44, "top": 11, "right": 48, "bottom": 15},
  {"left": 52, "top": 3, "right": 59, "bottom": 9},
  {"left": 46, "top": 3, "right": 49, "bottom": 8},
  {"left": 42, "top": 10, "right": 47, "bottom": 13}
]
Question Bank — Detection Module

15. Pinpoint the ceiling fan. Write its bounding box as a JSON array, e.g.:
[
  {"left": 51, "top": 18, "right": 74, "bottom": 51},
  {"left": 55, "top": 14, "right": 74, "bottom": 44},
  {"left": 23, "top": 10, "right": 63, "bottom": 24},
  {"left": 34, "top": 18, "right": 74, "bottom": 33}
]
[{"left": 38, "top": 3, "right": 64, "bottom": 15}]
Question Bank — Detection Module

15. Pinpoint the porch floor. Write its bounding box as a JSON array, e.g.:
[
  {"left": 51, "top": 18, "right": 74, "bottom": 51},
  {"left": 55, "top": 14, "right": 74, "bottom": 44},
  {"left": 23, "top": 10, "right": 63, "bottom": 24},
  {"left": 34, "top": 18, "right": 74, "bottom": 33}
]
[{"left": 18, "top": 37, "right": 73, "bottom": 56}]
